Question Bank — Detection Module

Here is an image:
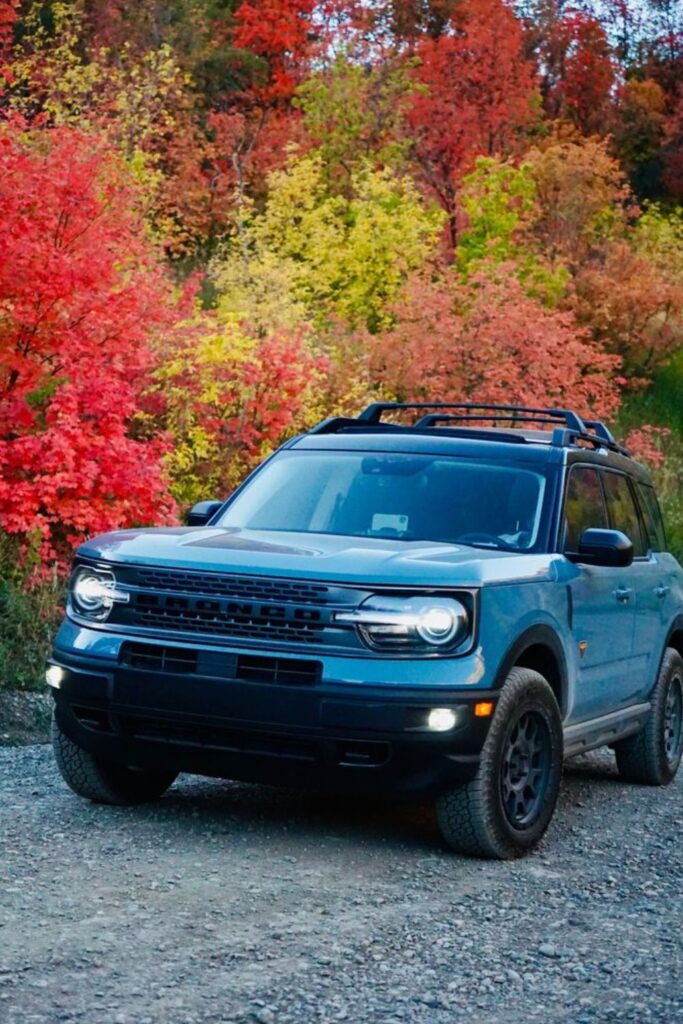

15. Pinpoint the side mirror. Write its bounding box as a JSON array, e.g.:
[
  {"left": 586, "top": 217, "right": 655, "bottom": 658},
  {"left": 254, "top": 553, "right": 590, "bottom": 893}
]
[
  {"left": 185, "top": 500, "right": 223, "bottom": 527},
  {"left": 568, "top": 528, "right": 634, "bottom": 568}
]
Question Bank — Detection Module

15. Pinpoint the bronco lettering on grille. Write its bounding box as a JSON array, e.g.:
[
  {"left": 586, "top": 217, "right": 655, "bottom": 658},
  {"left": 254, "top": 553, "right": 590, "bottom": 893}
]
[{"left": 134, "top": 592, "right": 323, "bottom": 624}]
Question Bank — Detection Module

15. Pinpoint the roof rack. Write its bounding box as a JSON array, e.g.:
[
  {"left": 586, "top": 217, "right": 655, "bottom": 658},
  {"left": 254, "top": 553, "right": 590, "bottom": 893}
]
[
  {"left": 359, "top": 401, "right": 586, "bottom": 432},
  {"left": 310, "top": 402, "right": 630, "bottom": 457}
]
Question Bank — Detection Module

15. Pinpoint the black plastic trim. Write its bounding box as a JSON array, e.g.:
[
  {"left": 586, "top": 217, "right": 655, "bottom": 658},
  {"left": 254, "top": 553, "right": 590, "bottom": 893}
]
[{"left": 492, "top": 625, "right": 568, "bottom": 715}]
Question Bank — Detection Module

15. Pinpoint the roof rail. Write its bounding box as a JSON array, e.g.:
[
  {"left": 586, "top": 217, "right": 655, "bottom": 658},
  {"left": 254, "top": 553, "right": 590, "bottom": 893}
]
[
  {"left": 358, "top": 401, "right": 587, "bottom": 433},
  {"left": 309, "top": 402, "right": 630, "bottom": 456}
]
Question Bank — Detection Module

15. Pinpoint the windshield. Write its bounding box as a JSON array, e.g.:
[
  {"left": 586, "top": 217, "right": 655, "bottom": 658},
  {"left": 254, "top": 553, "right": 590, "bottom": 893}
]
[{"left": 216, "top": 451, "right": 550, "bottom": 551}]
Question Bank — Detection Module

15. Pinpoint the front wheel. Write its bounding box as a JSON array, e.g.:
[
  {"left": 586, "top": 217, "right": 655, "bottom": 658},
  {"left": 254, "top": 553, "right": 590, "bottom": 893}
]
[
  {"left": 52, "top": 715, "right": 178, "bottom": 805},
  {"left": 436, "top": 668, "right": 563, "bottom": 859},
  {"left": 614, "top": 647, "right": 683, "bottom": 786}
]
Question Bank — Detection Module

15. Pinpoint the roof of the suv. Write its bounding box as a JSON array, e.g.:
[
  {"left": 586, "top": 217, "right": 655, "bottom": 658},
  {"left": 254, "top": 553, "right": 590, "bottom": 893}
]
[{"left": 289, "top": 402, "right": 652, "bottom": 482}]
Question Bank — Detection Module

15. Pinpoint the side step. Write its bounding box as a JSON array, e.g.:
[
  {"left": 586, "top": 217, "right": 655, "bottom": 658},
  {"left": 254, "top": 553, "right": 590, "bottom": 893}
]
[{"left": 563, "top": 702, "right": 651, "bottom": 758}]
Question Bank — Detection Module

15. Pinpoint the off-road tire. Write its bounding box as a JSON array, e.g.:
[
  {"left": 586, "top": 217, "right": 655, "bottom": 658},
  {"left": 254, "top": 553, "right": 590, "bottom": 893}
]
[
  {"left": 435, "top": 668, "right": 563, "bottom": 859},
  {"left": 52, "top": 715, "right": 177, "bottom": 805},
  {"left": 614, "top": 647, "right": 683, "bottom": 786}
]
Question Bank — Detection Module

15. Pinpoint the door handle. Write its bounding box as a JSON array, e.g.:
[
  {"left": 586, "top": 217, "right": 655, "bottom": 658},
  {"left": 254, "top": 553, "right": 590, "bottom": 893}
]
[
  {"left": 654, "top": 584, "right": 671, "bottom": 599},
  {"left": 614, "top": 586, "right": 633, "bottom": 603}
]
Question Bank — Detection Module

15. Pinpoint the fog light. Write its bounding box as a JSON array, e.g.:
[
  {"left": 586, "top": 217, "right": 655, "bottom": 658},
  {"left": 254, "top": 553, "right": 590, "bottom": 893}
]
[
  {"left": 46, "top": 665, "right": 65, "bottom": 689},
  {"left": 427, "top": 707, "right": 457, "bottom": 732}
]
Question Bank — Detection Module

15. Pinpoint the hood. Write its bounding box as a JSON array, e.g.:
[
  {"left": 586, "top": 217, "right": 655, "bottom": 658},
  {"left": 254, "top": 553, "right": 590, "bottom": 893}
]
[{"left": 77, "top": 527, "right": 558, "bottom": 588}]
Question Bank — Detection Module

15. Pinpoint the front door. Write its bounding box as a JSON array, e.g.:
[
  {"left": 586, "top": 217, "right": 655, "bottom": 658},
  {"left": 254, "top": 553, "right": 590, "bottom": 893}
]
[{"left": 563, "top": 465, "right": 638, "bottom": 722}]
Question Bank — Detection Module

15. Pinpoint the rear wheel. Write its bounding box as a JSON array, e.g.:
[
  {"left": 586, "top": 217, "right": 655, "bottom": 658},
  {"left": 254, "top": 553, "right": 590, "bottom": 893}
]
[
  {"left": 614, "top": 648, "right": 683, "bottom": 786},
  {"left": 52, "top": 715, "right": 177, "bottom": 805},
  {"left": 435, "top": 668, "right": 563, "bottom": 859}
]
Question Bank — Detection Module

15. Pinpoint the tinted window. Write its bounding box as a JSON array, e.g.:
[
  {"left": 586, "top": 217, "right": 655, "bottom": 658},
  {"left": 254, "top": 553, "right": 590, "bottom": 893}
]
[
  {"left": 602, "top": 472, "right": 646, "bottom": 557},
  {"left": 636, "top": 483, "right": 667, "bottom": 552},
  {"left": 218, "top": 452, "right": 550, "bottom": 551},
  {"left": 563, "top": 466, "right": 608, "bottom": 552}
]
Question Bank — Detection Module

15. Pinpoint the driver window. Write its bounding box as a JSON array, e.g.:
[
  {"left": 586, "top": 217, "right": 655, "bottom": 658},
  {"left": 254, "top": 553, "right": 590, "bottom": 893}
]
[{"left": 563, "top": 466, "right": 608, "bottom": 553}]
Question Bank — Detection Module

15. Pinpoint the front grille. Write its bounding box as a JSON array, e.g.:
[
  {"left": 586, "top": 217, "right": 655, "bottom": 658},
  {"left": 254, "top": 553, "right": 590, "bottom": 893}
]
[
  {"left": 235, "top": 654, "right": 320, "bottom": 685},
  {"left": 121, "top": 642, "right": 198, "bottom": 674},
  {"left": 130, "top": 601, "right": 326, "bottom": 644},
  {"left": 120, "top": 642, "right": 321, "bottom": 685},
  {"left": 108, "top": 566, "right": 370, "bottom": 650}
]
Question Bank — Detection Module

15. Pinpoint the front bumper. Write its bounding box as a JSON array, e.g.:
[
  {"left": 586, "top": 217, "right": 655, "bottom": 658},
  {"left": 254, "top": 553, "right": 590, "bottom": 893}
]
[{"left": 49, "top": 648, "right": 497, "bottom": 795}]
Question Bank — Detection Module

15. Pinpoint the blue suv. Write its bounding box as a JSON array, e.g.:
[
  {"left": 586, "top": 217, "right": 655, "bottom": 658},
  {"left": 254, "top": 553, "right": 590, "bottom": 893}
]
[{"left": 48, "top": 403, "right": 683, "bottom": 858}]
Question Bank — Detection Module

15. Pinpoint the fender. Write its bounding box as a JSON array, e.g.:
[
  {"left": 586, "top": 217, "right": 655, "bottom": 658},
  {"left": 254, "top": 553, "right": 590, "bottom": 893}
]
[
  {"left": 655, "top": 613, "right": 683, "bottom": 691},
  {"left": 492, "top": 623, "right": 569, "bottom": 715}
]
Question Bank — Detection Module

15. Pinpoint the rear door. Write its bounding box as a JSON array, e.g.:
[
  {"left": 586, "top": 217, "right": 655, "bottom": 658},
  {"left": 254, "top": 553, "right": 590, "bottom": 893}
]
[
  {"left": 563, "top": 465, "right": 638, "bottom": 721},
  {"left": 600, "top": 470, "right": 657, "bottom": 706},
  {"left": 628, "top": 481, "right": 678, "bottom": 698}
]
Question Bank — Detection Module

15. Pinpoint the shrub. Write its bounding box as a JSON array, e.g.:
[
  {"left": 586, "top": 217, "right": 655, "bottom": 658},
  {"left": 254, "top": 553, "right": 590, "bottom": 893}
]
[{"left": 0, "top": 560, "right": 64, "bottom": 692}]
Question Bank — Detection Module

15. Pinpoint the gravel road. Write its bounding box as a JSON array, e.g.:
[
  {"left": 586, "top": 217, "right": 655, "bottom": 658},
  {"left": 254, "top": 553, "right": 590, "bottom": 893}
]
[{"left": 1, "top": 742, "right": 681, "bottom": 1024}]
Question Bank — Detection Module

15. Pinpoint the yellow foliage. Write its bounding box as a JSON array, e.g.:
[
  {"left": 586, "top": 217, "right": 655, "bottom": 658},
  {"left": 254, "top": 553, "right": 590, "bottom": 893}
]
[
  {"left": 8, "top": 1, "right": 200, "bottom": 252},
  {"left": 150, "top": 317, "right": 330, "bottom": 507},
  {"left": 212, "top": 152, "right": 445, "bottom": 333}
]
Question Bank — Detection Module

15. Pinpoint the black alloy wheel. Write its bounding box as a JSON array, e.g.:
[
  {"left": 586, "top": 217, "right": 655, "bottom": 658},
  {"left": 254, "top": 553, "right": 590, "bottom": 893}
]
[{"left": 500, "top": 710, "right": 553, "bottom": 830}]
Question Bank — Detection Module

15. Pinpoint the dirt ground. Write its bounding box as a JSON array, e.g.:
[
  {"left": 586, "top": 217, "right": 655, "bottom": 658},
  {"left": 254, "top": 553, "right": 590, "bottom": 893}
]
[{"left": 1, "top": 740, "right": 681, "bottom": 1024}]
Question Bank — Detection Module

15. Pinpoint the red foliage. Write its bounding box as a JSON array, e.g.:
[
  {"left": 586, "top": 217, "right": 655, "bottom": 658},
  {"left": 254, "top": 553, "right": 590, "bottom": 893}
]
[
  {"left": 625, "top": 425, "right": 671, "bottom": 470},
  {"left": 363, "top": 271, "right": 621, "bottom": 419},
  {"left": 0, "top": 119, "right": 180, "bottom": 563},
  {"left": 0, "top": 0, "right": 17, "bottom": 89},
  {"left": 572, "top": 241, "right": 683, "bottom": 376},
  {"left": 233, "top": 0, "right": 317, "bottom": 102},
  {"left": 208, "top": 107, "right": 304, "bottom": 206},
  {"left": 551, "top": 13, "right": 616, "bottom": 135},
  {"left": 407, "top": 0, "right": 537, "bottom": 247},
  {"left": 156, "top": 327, "right": 330, "bottom": 494}
]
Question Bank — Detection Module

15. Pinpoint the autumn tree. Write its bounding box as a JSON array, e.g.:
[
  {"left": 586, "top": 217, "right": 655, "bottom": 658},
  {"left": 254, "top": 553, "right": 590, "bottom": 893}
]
[
  {"left": 527, "top": 6, "right": 616, "bottom": 134},
  {"left": 7, "top": 2, "right": 234, "bottom": 257},
  {"left": 358, "top": 270, "right": 621, "bottom": 416},
  {"left": 0, "top": 120, "right": 180, "bottom": 564},
  {"left": 0, "top": 0, "right": 16, "bottom": 91},
  {"left": 151, "top": 323, "right": 329, "bottom": 505},
  {"left": 613, "top": 78, "right": 666, "bottom": 197},
  {"left": 296, "top": 53, "right": 416, "bottom": 185},
  {"left": 572, "top": 204, "right": 683, "bottom": 376},
  {"left": 232, "top": 0, "right": 318, "bottom": 103},
  {"left": 407, "top": 0, "right": 538, "bottom": 247},
  {"left": 212, "top": 151, "right": 444, "bottom": 333},
  {"left": 525, "top": 134, "right": 632, "bottom": 268},
  {"left": 457, "top": 156, "right": 568, "bottom": 304}
]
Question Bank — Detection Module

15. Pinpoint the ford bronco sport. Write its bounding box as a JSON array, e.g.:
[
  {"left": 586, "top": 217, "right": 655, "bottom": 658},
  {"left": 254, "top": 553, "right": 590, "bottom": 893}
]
[{"left": 48, "top": 403, "right": 683, "bottom": 858}]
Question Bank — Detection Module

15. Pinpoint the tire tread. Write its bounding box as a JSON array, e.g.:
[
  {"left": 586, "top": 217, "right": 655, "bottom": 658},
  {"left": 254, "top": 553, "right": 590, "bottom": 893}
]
[
  {"left": 52, "top": 715, "right": 176, "bottom": 804},
  {"left": 436, "top": 668, "right": 563, "bottom": 859},
  {"left": 614, "top": 648, "right": 683, "bottom": 786}
]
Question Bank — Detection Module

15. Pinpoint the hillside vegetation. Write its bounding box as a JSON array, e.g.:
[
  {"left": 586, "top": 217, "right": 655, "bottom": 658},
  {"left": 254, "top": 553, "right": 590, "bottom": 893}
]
[{"left": 1, "top": 0, "right": 683, "bottom": 686}]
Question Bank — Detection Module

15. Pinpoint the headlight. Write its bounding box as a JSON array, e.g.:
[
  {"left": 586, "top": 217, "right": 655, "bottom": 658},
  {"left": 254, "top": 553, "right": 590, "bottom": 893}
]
[
  {"left": 335, "top": 595, "right": 469, "bottom": 652},
  {"left": 70, "top": 566, "right": 129, "bottom": 621}
]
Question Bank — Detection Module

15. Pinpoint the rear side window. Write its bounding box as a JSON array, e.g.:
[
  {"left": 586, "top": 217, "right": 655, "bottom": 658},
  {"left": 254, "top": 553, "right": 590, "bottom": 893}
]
[
  {"left": 563, "top": 466, "right": 608, "bottom": 553},
  {"left": 636, "top": 483, "right": 667, "bottom": 552},
  {"left": 602, "top": 472, "right": 647, "bottom": 557}
]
